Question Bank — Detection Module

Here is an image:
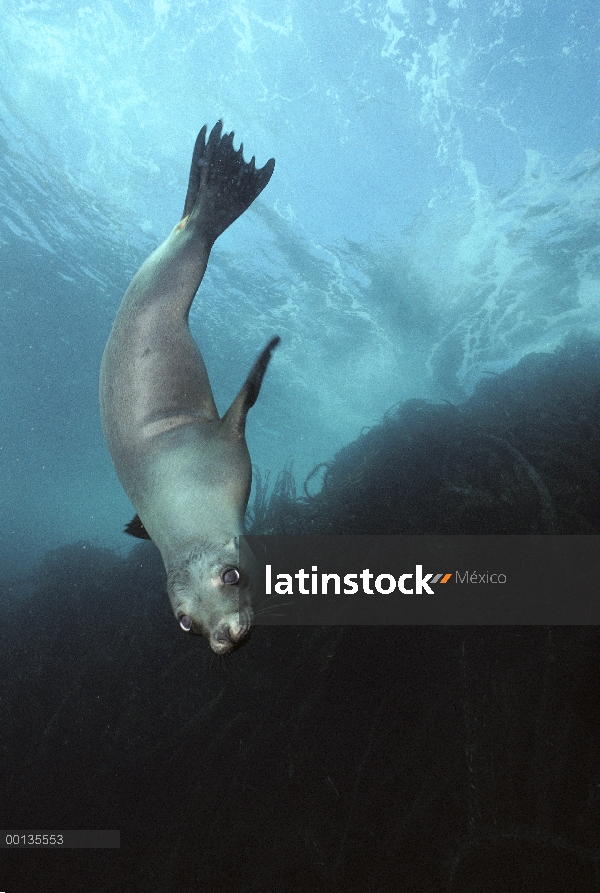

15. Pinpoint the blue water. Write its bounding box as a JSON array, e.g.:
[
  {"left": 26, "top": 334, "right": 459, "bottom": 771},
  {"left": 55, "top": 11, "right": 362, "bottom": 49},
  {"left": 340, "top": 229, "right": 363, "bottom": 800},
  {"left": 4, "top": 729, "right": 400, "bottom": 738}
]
[{"left": 1, "top": 0, "right": 599, "bottom": 574}]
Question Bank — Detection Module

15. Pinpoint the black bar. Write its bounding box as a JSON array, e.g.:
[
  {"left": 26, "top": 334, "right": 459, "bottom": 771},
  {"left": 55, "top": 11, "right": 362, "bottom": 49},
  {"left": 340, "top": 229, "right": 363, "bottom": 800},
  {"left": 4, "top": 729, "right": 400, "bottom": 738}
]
[
  {"left": 245, "top": 534, "right": 600, "bottom": 625},
  {"left": 0, "top": 831, "right": 120, "bottom": 848}
]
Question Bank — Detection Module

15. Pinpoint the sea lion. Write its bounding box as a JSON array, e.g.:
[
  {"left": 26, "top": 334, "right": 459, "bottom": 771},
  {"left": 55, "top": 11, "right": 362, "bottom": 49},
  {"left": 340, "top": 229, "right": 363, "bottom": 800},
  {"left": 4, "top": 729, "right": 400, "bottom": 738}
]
[{"left": 99, "top": 121, "right": 278, "bottom": 653}]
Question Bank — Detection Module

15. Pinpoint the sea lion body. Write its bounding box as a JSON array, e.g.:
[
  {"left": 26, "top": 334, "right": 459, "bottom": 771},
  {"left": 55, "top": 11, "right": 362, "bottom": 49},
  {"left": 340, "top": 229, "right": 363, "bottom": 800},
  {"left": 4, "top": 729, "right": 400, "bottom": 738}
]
[{"left": 99, "top": 121, "right": 277, "bottom": 652}]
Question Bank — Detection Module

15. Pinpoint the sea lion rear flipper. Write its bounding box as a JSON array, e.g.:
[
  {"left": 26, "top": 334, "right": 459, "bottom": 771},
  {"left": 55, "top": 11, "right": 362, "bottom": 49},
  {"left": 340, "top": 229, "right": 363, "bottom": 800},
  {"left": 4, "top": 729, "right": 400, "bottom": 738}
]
[
  {"left": 124, "top": 515, "right": 152, "bottom": 540},
  {"left": 182, "top": 124, "right": 208, "bottom": 219},
  {"left": 222, "top": 336, "right": 280, "bottom": 436},
  {"left": 182, "top": 121, "right": 275, "bottom": 245}
]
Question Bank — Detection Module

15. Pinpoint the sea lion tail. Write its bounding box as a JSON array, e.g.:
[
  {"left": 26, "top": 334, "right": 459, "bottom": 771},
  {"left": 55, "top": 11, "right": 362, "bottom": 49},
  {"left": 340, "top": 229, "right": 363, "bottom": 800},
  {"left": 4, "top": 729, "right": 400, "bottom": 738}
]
[
  {"left": 182, "top": 120, "right": 275, "bottom": 245},
  {"left": 222, "top": 336, "right": 280, "bottom": 436}
]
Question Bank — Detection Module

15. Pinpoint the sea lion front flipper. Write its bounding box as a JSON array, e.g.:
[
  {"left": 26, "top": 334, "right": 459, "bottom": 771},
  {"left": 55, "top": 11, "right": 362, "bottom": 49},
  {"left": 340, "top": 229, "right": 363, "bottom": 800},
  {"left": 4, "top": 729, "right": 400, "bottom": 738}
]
[
  {"left": 183, "top": 120, "right": 275, "bottom": 246},
  {"left": 124, "top": 514, "right": 152, "bottom": 540},
  {"left": 222, "top": 336, "right": 280, "bottom": 437}
]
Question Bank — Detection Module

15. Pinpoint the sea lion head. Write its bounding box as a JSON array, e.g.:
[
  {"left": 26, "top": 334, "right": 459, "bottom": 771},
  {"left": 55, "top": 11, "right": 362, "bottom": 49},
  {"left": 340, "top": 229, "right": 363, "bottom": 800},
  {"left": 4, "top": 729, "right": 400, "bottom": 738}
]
[{"left": 167, "top": 536, "right": 255, "bottom": 654}]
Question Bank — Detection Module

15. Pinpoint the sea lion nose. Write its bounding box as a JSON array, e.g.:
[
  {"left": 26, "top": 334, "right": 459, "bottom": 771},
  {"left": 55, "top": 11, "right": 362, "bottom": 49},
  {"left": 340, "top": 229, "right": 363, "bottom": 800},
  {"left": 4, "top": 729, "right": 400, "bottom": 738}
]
[{"left": 210, "top": 613, "right": 252, "bottom": 653}]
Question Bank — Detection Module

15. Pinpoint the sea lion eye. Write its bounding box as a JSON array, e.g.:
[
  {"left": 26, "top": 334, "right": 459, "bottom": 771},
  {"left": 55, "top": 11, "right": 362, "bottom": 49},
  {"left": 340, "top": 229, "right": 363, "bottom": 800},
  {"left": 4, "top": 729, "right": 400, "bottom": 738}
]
[
  {"left": 222, "top": 567, "right": 240, "bottom": 585},
  {"left": 179, "top": 614, "right": 192, "bottom": 632}
]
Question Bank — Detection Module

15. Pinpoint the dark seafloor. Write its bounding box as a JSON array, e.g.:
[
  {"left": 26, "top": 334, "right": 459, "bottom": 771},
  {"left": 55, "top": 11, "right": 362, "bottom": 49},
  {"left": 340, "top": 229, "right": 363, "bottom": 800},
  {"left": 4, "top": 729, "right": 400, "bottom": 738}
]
[{"left": 1, "top": 336, "right": 600, "bottom": 892}]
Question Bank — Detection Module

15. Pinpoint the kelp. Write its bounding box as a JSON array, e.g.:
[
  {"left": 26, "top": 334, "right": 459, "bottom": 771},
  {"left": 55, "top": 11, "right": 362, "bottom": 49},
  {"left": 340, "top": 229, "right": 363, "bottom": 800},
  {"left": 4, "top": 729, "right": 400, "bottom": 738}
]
[{"left": 252, "top": 335, "right": 600, "bottom": 536}]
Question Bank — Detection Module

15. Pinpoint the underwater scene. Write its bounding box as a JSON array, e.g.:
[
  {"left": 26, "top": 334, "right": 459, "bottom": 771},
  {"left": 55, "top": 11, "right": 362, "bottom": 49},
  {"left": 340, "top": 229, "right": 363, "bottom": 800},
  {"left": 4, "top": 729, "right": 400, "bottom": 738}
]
[{"left": 1, "top": 0, "right": 600, "bottom": 889}]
